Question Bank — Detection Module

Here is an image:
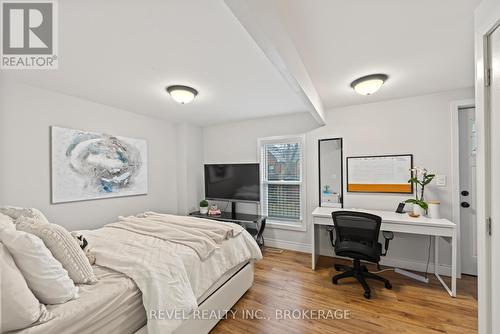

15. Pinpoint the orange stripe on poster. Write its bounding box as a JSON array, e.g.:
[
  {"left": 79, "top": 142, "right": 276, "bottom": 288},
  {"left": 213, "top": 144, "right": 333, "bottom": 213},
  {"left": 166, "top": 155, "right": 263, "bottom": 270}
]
[{"left": 347, "top": 184, "right": 412, "bottom": 193}]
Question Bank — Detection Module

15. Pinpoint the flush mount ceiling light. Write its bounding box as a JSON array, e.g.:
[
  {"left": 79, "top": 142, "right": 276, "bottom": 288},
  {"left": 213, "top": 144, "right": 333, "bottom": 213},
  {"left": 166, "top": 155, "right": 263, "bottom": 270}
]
[
  {"left": 350, "top": 74, "right": 388, "bottom": 96},
  {"left": 166, "top": 85, "right": 198, "bottom": 104}
]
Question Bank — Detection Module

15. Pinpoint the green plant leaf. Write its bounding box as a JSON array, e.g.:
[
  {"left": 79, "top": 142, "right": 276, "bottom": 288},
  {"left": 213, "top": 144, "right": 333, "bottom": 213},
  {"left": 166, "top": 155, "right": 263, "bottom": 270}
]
[{"left": 415, "top": 200, "right": 428, "bottom": 211}]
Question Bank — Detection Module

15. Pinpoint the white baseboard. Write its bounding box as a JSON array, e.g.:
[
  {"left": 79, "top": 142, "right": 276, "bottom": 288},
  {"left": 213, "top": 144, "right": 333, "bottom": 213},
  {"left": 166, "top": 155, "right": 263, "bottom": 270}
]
[
  {"left": 380, "top": 256, "right": 452, "bottom": 277},
  {"left": 264, "top": 238, "right": 311, "bottom": 253},
  {"left": 264, "top": 238, "right": 453, "bottom": 277}
]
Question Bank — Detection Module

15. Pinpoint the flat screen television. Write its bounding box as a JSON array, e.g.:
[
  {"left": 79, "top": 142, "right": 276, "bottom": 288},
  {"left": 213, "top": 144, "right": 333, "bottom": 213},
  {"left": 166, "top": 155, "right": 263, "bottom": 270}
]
[{"left": 204, "top": 164, "right": 260, "bottom": 202}]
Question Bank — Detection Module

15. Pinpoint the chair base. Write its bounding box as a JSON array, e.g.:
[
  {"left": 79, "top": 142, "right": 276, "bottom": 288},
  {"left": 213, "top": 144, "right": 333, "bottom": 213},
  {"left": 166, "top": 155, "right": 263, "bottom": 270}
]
[{"left": 332, "top": 259, "right": 392, "bottom": 299}]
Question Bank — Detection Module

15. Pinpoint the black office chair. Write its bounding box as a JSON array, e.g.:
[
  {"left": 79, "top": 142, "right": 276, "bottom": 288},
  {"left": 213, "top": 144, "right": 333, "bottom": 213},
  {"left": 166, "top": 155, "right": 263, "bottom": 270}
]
[{"left": 330, "top": 211, "right": 394, "bottom": 299}]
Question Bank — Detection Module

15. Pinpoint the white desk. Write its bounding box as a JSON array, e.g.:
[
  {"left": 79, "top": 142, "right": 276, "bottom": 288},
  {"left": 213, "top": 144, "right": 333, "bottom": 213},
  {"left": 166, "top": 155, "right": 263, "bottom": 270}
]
[{"left": 311, "top": 207, "right": 457, "bottom": 297}]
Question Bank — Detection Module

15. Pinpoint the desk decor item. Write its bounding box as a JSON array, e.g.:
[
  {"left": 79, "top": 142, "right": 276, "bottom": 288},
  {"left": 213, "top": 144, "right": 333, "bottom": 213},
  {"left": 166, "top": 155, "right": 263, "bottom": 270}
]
[
  {"left": 51, "top": 126, "right": 148, "bottom": 203},
  {"left": 199, "top": 200, "right": 209, "bottom": 214},
  {"left": 405, "top": 167, "right": 435, "bottom": 217},
  {"left": 208, "top": 205, "right": 221, "bottom": 216},
  {"left": 427, "top": 201, "right": 441, "bottom": 219}
]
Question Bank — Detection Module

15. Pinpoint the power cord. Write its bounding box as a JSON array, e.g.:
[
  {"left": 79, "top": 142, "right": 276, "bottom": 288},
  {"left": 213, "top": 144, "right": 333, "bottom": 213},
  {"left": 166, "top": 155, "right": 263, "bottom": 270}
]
[{"left": 371, "top": 268, "right": 395, "bottom": 274}]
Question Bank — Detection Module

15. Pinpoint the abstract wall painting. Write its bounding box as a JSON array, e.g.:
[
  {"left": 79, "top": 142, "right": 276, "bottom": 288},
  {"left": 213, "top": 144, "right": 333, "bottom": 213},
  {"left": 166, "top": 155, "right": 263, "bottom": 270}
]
[{"left": 51, "top": 126, "right": 148, "bottom": 203}]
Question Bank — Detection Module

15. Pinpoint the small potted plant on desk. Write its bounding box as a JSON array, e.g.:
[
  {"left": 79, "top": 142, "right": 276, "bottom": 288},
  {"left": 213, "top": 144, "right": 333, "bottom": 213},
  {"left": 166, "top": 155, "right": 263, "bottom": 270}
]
[
  {"left": 405, "top": 167, "right": 435, "bottom": 217},
  {"left": 199, "top": 200, "right": 209, "bottom": 215}
]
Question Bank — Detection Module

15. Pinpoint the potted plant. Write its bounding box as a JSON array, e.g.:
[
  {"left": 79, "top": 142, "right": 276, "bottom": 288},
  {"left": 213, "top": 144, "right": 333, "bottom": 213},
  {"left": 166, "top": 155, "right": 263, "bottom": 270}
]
[
  {"left": 199, "top": 200, "right": 209, "bottom": 214},
  {"left": 405, "top": 167, "right": 435, "bottom": 217}
]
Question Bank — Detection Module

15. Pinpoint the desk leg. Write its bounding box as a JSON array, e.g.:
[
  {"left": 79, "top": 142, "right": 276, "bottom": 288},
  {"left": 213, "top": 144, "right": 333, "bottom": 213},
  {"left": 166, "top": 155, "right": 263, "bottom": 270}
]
[
  {"left": 434, "top": 235, "right": 457, "bottom": 298},
  {"left": 451, "top": 229, "right": 457, "bottom": 297},
  {"left": 434, "top": 236, "right": 439, "bottom": 276},
  {"left": 312, "top": 224, "right": 320, "bottom": 270}
]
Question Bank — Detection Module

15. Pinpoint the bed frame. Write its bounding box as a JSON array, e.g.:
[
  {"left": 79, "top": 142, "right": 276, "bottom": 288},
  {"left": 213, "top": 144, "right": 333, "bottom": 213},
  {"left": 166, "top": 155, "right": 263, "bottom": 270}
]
[{"left": 135, "top": 261, "right": 254, "bottom": 334}]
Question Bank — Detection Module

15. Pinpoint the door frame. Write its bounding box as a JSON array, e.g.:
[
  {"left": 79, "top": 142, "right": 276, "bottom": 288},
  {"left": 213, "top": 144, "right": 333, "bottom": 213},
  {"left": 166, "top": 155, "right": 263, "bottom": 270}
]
[
  {"left": 474, "top": 0, "right": 500, "bottom": 333},
  {"left": 450, "top": 99, "right": 475, "bottom": 278}
]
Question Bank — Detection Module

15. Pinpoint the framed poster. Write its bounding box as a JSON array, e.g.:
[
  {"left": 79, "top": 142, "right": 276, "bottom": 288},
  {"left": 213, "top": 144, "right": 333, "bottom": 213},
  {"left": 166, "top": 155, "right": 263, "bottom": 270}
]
[
  {"left": 51, "top": 126, "right": 148, "bottom": 203},
  {"left": 346, "top": 154, "right": 413, "bottom": 194}
]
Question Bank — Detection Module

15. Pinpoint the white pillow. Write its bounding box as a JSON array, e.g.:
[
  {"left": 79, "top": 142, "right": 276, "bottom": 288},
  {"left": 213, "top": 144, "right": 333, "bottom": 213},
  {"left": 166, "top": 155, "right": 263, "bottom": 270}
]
[
  {"left": 17, "top": 217, "right": 98, "bottom": 284},
  {"left": 0, "top": 228, "right": 79, "bottom": 304},
  {"left": 0, "top": 212, "right": 15, "bottom": 230},
  {"left": 0, "top": 243, "right": 52, "bottom": 332},
  {"left": 0, "top": 206, "right": 50, "bottom": 224}
]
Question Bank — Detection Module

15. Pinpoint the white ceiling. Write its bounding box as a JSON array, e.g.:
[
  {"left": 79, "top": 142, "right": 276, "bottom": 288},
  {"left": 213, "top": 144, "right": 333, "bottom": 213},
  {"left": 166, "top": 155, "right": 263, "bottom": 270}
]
[
  {"left": 3, "top": 0, "right": 480, "bottom": 125},
  {"left": 275, "top": 0, "right": 481, "bottom": 109},
  {"left": 1, "top": 0, "right": 307, "bottom": 126}
]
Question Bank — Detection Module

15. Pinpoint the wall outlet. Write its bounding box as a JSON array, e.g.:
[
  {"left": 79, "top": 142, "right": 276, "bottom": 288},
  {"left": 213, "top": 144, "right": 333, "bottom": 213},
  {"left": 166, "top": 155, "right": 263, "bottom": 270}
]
[{"left": 435, "top": 175, "right": 446, "bottom": 187}]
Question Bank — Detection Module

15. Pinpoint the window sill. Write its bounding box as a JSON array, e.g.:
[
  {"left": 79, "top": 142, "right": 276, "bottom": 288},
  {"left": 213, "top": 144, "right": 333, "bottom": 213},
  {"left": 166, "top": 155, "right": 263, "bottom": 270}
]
[{"left": 266, "top": 219, "right": 307, "bottom": 232}]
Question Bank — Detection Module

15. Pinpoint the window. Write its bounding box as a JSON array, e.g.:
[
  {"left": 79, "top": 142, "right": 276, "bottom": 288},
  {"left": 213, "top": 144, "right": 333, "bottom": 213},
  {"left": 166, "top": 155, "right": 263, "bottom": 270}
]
[{"left": 259, "top": 135, "right": 305, "bottom": 229}]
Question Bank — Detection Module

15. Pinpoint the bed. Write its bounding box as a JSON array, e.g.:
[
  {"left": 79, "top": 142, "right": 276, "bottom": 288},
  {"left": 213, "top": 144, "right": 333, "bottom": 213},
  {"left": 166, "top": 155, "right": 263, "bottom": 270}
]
[{"left": 13, "top": 213, "right": 262, "bottom": 334}]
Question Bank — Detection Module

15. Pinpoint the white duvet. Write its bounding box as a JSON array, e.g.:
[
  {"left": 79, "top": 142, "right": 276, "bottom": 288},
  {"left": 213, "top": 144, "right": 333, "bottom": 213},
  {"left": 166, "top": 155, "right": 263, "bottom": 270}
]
[{"left": 80, "top": 214, "right": 262, "bottom": 334}]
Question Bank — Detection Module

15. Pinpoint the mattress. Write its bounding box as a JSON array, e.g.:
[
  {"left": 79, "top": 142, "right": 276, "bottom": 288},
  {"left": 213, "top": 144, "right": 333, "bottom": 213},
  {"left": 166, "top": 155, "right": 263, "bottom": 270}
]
[
  {"left": 13, "top": 265, "right": 146, "bottom": 334},
  {"left": 14, "top": 230, "right": 254, "bottom": 334}
]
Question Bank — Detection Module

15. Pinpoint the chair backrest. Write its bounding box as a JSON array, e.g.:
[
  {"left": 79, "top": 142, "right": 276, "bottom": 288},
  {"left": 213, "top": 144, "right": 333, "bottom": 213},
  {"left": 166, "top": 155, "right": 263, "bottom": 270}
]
[{"left": 331, "top": 211, "right": 382, "bottom": 246}]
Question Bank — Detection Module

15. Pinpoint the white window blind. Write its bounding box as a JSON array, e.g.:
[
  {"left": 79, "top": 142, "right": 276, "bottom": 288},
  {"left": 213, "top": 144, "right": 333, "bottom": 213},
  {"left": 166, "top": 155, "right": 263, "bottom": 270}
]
[{"left": 259, "top": 136, "right": 304, "bottom": 225}]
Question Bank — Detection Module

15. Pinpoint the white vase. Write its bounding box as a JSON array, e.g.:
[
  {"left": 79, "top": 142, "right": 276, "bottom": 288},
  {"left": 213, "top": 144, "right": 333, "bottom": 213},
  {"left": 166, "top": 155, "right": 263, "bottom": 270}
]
[
  {"left": 413, "top": 204, "right": 425, "bottom": 217},
  {"left": 200, "top": 207, "right": 208, "bottom": 214}
]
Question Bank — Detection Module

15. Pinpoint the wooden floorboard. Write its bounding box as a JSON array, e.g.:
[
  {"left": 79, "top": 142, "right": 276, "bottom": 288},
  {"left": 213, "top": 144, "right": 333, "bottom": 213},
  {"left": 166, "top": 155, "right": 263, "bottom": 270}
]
[{"left": 211, "top": 248, "right": 477, "bottom": 334}]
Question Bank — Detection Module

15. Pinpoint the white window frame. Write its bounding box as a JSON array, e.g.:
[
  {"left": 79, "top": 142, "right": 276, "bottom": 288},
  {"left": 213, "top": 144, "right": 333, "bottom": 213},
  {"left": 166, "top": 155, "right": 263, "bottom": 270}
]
[{"left": 258, "top": 134, "right": 306, "bottom": 231}]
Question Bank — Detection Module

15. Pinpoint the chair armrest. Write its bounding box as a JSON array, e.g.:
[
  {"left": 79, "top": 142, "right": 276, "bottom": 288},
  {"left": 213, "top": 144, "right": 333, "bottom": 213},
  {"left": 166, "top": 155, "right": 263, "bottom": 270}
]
[
  {"left": 381, "top": 231, "right": 394, "bottom": 256},
  {"left": 326, "top": 226, "right": 335, "bottom": 247}
]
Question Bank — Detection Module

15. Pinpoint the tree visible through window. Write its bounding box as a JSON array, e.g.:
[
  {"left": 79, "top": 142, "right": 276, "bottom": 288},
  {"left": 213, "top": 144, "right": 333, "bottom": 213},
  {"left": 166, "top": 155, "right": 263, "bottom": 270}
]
[{"left": 260, "top": 137, "right": 304, "bottom": 224}]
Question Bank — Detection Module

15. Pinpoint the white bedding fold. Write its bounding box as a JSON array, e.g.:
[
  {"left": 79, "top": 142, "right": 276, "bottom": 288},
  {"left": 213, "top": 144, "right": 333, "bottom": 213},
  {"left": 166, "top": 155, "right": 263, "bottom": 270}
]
[{"left": 104, "top": 212, "right": 244, "bottom": 260}]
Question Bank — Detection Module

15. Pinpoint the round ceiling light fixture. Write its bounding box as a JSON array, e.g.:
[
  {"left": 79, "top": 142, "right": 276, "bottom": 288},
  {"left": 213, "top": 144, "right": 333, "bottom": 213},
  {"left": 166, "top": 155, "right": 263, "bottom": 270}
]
[
  {"left": 350, "top": 74, "right": 388, "bottom": 96},
  {"left": 166, "top": 85, "right": 198, "bottom": 104}
]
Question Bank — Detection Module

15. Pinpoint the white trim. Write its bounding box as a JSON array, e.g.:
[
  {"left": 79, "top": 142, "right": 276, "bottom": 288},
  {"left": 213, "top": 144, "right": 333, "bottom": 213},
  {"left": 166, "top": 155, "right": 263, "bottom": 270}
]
[
  {"left": 266, "top": 219, "right": 307, "bottom": 232},
  {"left": 258, "top": 134, "right": 307, "bottom": 231},
  {"left": 450, "top": 99, "right": 475, "bottom": 279},
  {"left": 475, "top": 1, "right": 500, "bottom": 332},
  {"left": 264, "top": 238, "right": 311, "bottom": 253}
]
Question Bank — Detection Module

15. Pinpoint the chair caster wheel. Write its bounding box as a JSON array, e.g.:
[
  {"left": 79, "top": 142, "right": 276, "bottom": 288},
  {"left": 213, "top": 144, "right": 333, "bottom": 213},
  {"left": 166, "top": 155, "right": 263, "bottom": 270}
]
[
  {"left": 332, "top": 278, "right": 338, "bottom": 285},
  {"left": 385, "top": 282, "right": 392, "bottom": 289},
  {"left": 364, "top": 292, "right": 371, "bottom": 299}
]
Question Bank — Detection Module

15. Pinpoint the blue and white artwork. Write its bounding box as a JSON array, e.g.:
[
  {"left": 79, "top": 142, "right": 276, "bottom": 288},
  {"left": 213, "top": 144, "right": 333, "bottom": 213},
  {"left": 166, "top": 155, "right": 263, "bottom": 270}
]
[{"left": 51, "top": 126, "right": 148, "bottom": 203}]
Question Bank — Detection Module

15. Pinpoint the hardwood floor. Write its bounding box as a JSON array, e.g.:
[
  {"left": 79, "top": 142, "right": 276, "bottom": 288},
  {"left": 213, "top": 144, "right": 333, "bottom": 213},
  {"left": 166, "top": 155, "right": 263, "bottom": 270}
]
[{"left": 212, "top": 248, "right": 477, "bottom": 334}]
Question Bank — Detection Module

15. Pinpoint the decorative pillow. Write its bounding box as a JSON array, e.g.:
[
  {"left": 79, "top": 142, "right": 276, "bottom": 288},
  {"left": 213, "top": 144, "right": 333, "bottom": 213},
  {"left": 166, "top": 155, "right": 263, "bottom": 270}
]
[
  {"left": 0, "top": 206, "right": 50, "bottom": 224},
  {"left": 0, "top": 212, "right": 15, "bottom": 230},
  {"left": 16, "top": 217, "right": 98, "bottom": 284},
  {"left": 0, "top": 228, "right": 79, "bottom": 304},
  {"left": 0, "top": 243, "right": 52, "bottom": 332}
]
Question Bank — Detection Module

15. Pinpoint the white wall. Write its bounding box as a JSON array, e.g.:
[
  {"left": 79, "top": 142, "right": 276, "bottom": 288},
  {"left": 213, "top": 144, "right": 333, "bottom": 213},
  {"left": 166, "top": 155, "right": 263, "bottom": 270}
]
[
  {"left": 0, "top": 80, "right": 179, "bottom": 230},
  {"left": 176, "top": 122, "right": 204, "bottom": 215},
  {"left": 203, "top": 88, "right": 474, "bottom": 272}
]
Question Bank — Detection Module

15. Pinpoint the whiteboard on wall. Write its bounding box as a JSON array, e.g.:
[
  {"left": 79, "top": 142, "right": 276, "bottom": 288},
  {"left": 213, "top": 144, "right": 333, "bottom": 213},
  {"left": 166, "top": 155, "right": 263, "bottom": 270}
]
[{"left": 346, "top": 154, "right": 413, "bottom": 193}]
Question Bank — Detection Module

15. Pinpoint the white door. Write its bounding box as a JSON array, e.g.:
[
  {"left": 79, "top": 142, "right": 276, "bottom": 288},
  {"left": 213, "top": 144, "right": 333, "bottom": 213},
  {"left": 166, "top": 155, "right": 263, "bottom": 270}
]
[
  {"left": 489, "top": 24, "right": 500, "bottom": 333},
  {"left": 459, "top": 107, "right": 478, "bottom": 275}
]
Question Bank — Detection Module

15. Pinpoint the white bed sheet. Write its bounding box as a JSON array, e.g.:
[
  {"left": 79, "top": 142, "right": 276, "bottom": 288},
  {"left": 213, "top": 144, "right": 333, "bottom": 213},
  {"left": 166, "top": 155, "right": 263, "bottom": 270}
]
[
  {"left": 12, "top": 265, "right": 145, "bottom": 334},
  {"left": 13, "top": 228, "right": 259, "bottom": 334}
]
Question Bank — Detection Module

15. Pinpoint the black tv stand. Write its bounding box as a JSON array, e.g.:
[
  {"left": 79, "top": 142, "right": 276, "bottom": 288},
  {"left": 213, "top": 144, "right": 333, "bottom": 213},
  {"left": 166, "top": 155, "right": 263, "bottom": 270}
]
[{"left": 189, "top": 208, "right": 266, "bottom": 247}]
